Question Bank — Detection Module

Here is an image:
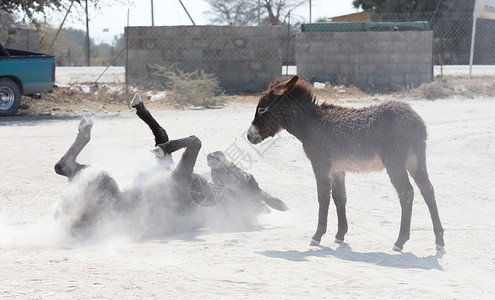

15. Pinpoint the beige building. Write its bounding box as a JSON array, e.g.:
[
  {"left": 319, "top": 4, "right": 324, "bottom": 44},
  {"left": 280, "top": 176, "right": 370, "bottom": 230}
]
[{"left": 331, "top": 12, "right": 370, "bottom": 22}]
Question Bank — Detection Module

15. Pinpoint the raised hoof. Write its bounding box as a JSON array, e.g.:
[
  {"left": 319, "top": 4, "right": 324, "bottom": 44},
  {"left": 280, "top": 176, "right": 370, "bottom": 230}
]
[
  {"left": 131, "top": 93, "right": 143, "bottom": 107},
  {"left": 150, "top": 146, "right": 165, "bottom": 158},
  {"left": 207, "top": 151, "right": 231, "bottom": 169},
  {"left": 78, "top": 115, "right": 93, "bottom": 131},
  {"left": 334, "top": 238, "right": 344, "bottom": 244},
  {"left": 309, "top": 238, "right": 320, "bottom": 246},
  {"left": 393, "top": 245, "right": 403, "bottom": 252},
  {"left": 436, "top": 244, "right": 445, "bottom": 252}
]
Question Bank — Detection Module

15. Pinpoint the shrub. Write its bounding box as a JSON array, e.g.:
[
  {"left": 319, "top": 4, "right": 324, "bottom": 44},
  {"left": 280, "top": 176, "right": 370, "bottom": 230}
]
[{"left": 149, "top": 64, "right": 225, "bottom": 108}]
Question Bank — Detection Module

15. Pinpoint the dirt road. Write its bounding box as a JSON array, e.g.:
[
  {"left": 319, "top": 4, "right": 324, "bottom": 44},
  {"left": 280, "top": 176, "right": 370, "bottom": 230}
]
[{"left": 1, "top": 99, "right": 494, "bottom": 298}]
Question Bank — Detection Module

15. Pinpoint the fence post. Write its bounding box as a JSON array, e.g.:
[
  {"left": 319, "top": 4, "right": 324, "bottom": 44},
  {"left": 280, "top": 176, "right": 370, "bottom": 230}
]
[
  {"left": 125, "top": 9, "right": 129, "bottom": 95},
  {"left": 469, "top": 12, "right": 478, "bottom": 80},
  {"left": 285, "top": 11, "right": 291, "bottom": 77}
]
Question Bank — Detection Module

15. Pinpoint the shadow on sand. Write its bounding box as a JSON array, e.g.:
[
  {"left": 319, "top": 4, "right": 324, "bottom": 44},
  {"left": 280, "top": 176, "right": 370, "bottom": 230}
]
[{"left": 257, "top": 243, "right": 445, "bottom": 270}]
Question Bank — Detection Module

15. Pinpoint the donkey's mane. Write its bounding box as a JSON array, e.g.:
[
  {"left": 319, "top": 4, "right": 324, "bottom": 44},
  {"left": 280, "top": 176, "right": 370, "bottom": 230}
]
[{"left": 271, "top": 78, "right": 318, "bottom": 110}]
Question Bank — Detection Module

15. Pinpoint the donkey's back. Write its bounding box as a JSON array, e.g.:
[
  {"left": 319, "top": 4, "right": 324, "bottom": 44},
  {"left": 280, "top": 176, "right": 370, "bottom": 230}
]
[{"left": 311, "top": 101, "right": 428, "bottom": 174}]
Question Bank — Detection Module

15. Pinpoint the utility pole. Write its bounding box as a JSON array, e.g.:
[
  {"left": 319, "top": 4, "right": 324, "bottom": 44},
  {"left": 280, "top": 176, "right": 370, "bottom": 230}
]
[
  {"left": 309, "top": 0, "right": 312, "bottom": 23},
  {"left": 85, "top": 0, "right": 90, "bottom": 66},
  {"left": 258, "top": 0, "right": 261, "bottom": 25},
  {"left": 286, "top": 10, "right": 290, "bottom": 76},
  {"left": 48, "top": 0, "right": 75, "bottom": 53},
  {"left": 151, "top": 0, "right": 155, "bottom": 26}
]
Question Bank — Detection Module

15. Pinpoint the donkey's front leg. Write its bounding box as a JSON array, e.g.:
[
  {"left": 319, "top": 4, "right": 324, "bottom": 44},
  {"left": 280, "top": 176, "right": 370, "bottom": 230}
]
[
  {"left": 131, "top": 93, "right": 169, "bottom": 146},
  {"left": 54, "top": 116, "right": 93, "bottom": 180},
  {"left": 310, "top": 168, "right": 331, "bottom": 246}
]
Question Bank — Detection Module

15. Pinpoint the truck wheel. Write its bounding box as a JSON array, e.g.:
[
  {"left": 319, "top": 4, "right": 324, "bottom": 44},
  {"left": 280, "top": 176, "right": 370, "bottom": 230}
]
[{"left": 0, "top": 78, "right": 21, "bottom": 116}]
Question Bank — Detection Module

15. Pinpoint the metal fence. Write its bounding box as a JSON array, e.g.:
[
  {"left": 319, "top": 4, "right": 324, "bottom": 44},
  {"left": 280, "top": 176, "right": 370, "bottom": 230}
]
[
  {"left": 283, "top": 12, "right": 495, "bottom": 73},
  {"left": 125, "top": 25, "right": 435, "bottom": 90},
  {"left": 124, "top": 25, "right": 286, "bottom": 92},
  {"left": 364, "top": 12, "right": 495, "bottom": 66},
  {"left": 4, "top": 12, "right": 490, "bottom": 89},
  {"left": 123, "top": 12, "right": 495, "bottom": 91}
]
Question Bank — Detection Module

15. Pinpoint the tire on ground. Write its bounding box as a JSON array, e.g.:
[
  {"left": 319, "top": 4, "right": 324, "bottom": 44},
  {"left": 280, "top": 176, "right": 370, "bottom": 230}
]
[{"left": 0, "top": 78, "right": 21, "bottom": 116}]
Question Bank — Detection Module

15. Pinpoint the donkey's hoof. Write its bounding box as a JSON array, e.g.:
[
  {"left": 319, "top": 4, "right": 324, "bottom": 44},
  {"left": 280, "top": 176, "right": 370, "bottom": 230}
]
[
  {"left": 436, "top": 244, "right": 445, "bottom": 252},
  {"left": 78, "top": 115, "right": 93, "bottom": 131},
  {"left": 310, "top": 238, "right": 320, "bottom": 246},
  {"left": 150, "top": 146, "right": 165, "bottom": 158},
  {"left": 131, "top": 93, "right": 143, "bottom": 107},
  {"left": 393, "top": 245, "right": 403, "bottom": 252},
  {"left": 207, "top": 151, "right": 231, "bottom": 169},
  {"left": 334, "top": 238, "right": 344, "bottom": 244}
]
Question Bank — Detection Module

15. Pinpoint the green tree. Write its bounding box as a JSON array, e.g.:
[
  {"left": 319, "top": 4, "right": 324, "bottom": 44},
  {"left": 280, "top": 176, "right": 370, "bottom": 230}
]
[
  {"left": 40, "top": 26, "right": 124, "bottom": 66},
  {"left": 0, "top": 0, "right": 126, "bottom": 23},
  {"left": 113, "top": 33, "right": 124, "bottom": 49},
  {"left": 0, "top": 11, "right": 18, "bottom": 46},
  {"left": 0, "top": 0, "right": 75, "bottom": 21},
  {"left": 39, "top": 24, "right": 85, "bottom": 65}
]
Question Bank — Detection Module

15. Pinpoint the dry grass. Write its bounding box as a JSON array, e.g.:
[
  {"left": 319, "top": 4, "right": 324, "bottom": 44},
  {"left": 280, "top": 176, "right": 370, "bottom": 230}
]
[
  {"left": 409, "top": 77, "right": 495, "bottom": 100},
  {"left": 12, "top": 76, "right": 495, "bottom": 117},
  {"left": 149, "top": 64, "right": 225, "bottom": 109},
  {"left": 311, "top": 77, "right": 495, "bottom": 102},
  {"left": 16, "top": 85, "right": 175, "bottom": 116}
]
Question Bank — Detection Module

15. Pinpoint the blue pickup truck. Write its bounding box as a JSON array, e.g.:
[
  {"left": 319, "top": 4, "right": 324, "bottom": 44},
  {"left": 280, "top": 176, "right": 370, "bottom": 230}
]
[{"left": 0, "top": 42, "right": 55, "bottom": 116}]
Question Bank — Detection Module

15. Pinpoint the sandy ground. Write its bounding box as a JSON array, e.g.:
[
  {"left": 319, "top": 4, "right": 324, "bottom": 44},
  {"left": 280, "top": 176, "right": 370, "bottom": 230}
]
[{"left": 1, "top": 98, "right": 494, "bottom": 299}]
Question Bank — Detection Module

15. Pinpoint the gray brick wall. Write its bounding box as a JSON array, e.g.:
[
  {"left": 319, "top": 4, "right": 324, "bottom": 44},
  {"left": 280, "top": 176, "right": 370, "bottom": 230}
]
[
  {"left": 0, "top": 29, "right": 40, "bottom": 52},
  {"left": 296, "top": 31, "right": 433, "bottom": 89},
  {"left": 126, "top": 26, "right": 284, "bottom": 92}
]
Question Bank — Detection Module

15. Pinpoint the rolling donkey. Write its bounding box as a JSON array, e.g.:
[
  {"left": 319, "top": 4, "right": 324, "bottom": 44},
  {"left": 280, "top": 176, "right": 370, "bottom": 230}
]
[
  {"left": 247, "top": 75, "right": 444, "bottom": 252},
  {"left": 54, "top": 94, "right": 287, "bottom": 237}
]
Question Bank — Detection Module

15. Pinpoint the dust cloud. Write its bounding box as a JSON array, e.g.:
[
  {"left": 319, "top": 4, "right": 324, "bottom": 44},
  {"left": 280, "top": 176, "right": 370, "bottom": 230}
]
[{"left": 0, "top": 158, "right": 273, "bottom": 248}]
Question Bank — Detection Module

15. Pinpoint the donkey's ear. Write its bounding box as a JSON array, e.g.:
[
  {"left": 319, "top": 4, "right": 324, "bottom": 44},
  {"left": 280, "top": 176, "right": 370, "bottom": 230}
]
[
  {"left": 287, "top": 75, "right": 299, "bottom": 86},
  {"left": 273, "top": 75, "right": 299, "bottom": 95}
]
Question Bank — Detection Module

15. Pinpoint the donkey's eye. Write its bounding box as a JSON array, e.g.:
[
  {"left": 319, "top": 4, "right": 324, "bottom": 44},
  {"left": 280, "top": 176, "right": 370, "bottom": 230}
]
[{"left": 258, "top": 107, "right": 267, "bottom": 114}]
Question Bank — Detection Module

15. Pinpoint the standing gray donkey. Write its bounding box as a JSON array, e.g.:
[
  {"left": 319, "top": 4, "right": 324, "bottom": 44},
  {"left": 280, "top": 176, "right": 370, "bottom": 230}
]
[{"left": 247, "top": 75, "right": 444, "bottom": 252}]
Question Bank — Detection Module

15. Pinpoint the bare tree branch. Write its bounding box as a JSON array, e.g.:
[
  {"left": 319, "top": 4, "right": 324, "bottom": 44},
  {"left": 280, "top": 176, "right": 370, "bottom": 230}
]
[{"left": 206, "top": 0, "right": 305, "bottom": 26}]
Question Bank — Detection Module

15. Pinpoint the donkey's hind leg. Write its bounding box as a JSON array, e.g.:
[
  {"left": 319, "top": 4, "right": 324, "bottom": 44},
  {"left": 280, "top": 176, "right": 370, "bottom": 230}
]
[
  {"left": 331, "top": 172, "right": 348, "bottom": 243},
  {"left": 54, "top": 116, "right": 93, "bottom": 180},
  {"left": 407, "top": 156, "right": 445, "bottom": 251},
  {"left": 154, "top": 136, "right": 202, "bottom": 181},
  {"left": 384, "top": 161, "right": 414, "bottom": 252},
  {"left": 131, "top": 93, "right": 169, "bottom": 145}
]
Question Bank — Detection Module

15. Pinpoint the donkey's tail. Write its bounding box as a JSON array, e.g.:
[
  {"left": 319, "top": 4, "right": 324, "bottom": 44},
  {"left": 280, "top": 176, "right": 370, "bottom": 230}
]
[
  {"left": 407, "top": 122, "right": 430, "bottom": 183},
  {"left": 260, "top": 190, "right": 289, "bottom": 211}
]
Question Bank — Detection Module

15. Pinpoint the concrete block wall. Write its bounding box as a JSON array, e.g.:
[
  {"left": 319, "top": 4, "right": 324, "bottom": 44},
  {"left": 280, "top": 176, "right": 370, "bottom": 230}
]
[
  {"left": 126, "top": 26, "right": 284, "bottom": 92},
  {"left": 296, "top": 31, "right": 433, "bottom": 89},
  {"left": 0, "top": 29, "right": 40, "bottom": 52}
]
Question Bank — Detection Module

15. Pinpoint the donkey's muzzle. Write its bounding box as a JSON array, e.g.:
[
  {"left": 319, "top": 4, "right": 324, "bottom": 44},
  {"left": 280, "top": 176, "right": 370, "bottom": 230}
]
[{"left": 247, "top": 124, "right": 262, "bottom": 144}]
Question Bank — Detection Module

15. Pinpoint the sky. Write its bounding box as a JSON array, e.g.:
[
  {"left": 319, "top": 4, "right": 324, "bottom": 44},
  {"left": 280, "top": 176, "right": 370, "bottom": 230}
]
[{"left": 50, "top": 0, "right": 362, "bottom": 44}]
